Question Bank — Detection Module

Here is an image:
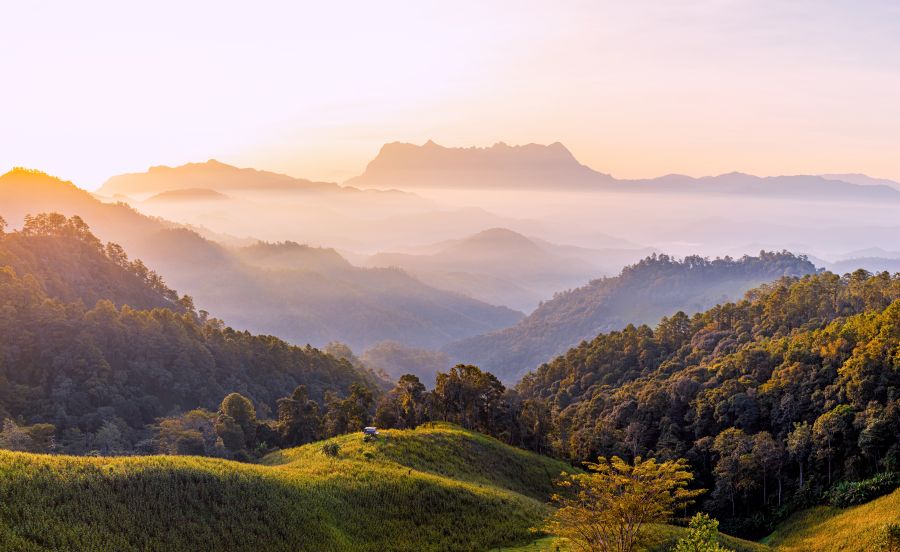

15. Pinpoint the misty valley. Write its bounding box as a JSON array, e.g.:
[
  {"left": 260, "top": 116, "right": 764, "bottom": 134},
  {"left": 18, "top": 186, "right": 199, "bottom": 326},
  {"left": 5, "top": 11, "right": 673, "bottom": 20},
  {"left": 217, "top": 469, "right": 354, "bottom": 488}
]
[
  {"left": 0, "top": 149, "right": 897, "bottom": 551},
  {"left": 3, "top": 3, "right": 900, "bottom": 550}
]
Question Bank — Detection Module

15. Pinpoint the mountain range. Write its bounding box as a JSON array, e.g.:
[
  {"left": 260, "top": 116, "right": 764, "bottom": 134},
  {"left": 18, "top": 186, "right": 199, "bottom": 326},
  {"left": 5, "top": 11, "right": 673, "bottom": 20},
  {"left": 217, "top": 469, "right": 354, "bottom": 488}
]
[
  {"left": 347, "top": 141, "right": 900, "bottom": 202},
  {"left": 99, "top": 159, "right": 345, "bottom": 198},
  {"left": 0, "top": 168, "right": 521, "bottom": 351}
]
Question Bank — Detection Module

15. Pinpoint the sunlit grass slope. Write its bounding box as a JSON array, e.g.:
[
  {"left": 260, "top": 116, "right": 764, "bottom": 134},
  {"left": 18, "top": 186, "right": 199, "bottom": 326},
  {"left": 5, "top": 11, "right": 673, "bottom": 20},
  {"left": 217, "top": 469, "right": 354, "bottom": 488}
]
[
  {"left": 762, "top": 487, "right": 900, "bottom": 552},
  {"left": 0, "top": 423, "right": 570, "bottom": 552}
]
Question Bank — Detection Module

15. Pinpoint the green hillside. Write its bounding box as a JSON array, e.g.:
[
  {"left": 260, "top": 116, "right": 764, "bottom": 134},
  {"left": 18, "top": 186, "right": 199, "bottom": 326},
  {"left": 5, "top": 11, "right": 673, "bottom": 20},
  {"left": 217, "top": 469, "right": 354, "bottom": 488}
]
[
  {"left": 447, "top": 252, "right": 816, "bottom": 382},
  {"left": 762, "top": 487, "right": 900, "bottom": 552},
  {"left": 0, "top": 423, "right": 570, "bottom": 551}
]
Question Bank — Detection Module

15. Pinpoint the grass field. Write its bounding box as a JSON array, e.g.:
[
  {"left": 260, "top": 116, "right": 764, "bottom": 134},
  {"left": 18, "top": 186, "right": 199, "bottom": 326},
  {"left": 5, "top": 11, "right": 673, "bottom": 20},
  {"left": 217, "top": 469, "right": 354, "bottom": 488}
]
[
  {"left": 494, "top": 524, "right": 769, "bottom": 552},
  {"left": 0, "top": 423, "right": 571, "bottom": 551},
  {"left": 762, "top": 487, "right": 900, "bottom": 552},
  {"left": 2, "top": 422, "right": 896, "bottom": 551}
]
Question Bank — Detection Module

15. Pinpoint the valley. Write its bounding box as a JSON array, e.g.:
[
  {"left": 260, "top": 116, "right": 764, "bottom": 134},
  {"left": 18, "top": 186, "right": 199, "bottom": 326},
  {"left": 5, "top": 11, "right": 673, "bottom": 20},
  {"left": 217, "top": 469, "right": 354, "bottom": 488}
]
[{"left": 3, "top": 5, "right": 900, "bottom": 547}]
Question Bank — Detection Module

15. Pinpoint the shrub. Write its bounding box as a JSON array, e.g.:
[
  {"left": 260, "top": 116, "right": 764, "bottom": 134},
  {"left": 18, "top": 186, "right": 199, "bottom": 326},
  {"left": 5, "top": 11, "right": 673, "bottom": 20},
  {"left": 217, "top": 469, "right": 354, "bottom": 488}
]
[
  {"left": 875, "top": 523, "right": 900, "bottom": 552},
  {"left": 322, "top": 442, "right": 340, "bottom": 457},
  {"left": 827, "top": 473, "right": 900, "bottom": 507},
  {"left": 674, "top": 512, "right": 734, "bottom": 552},
  {"left": 174, "top": 432, "right": 206, "bottom": 456}
]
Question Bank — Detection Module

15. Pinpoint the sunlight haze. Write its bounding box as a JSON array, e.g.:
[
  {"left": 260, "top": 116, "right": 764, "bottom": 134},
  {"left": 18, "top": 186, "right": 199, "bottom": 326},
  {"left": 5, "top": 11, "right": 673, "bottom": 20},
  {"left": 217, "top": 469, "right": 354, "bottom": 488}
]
[{"left": 3, "top": 0, "right": 900, "bottom": 187}]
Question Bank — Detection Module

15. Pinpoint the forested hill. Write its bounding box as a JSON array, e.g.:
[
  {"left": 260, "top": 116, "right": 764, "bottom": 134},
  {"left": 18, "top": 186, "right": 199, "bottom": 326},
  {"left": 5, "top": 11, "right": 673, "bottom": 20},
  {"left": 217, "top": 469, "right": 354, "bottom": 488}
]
[
  {"left": 0, "top": 218, "right": 380, "bottom": 440},
  {"left": 446, "top": 252, "right": 817, "bottom": 382},
  {"left": 0, "top": 214, "right": 182, "bottom": 312},
  {"left": 0, "top": 168, "right": 521, "bottom": 350},
  {"left": 517, "top": 270, "right": 899, "bottom": 534}
]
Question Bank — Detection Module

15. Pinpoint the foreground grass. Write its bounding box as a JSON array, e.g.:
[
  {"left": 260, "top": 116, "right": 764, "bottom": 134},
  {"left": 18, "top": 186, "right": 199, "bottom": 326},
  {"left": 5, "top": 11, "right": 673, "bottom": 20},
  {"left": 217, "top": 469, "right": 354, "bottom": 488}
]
[
  {"left": 495, "top": 524, "right": 769, "bottom": 552},
  {"left": 762, "top": 487, "right": 900, "bottom": 552},
  {"left": 0, "top": 423, "right": 570, "bottom": 551}
]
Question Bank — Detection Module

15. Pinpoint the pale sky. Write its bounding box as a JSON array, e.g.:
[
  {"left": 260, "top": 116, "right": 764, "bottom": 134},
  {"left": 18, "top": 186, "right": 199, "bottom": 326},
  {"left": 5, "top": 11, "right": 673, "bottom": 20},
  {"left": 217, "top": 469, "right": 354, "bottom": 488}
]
[{"left": 3, "top": 0, "right": 900, "bottom": 188}]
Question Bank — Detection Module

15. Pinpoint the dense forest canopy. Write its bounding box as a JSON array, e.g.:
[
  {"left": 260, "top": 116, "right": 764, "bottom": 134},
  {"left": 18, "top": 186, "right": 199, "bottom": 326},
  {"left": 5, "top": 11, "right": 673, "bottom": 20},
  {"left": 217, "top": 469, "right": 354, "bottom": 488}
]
[
  {"left": 516, "top": 270, "right": 899, "bottom": 534},
  {"left": 446, "top": 251, "right": 817, "bottom": 382},
  {"left": 0, "top": 215, "right": 381, "bottom": 451}
]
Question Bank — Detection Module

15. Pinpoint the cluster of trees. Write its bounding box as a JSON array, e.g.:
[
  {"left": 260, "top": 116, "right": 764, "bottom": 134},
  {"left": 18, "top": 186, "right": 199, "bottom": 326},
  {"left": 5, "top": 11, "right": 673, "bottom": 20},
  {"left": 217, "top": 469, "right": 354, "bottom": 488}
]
[
  {"left": 515, "top": 270, "right": 899, "bottom": 534},
  {"left": 166, "top": 363, "right": 538, "bottom": 455},
  {"left": 152, "top": 385, "right": 377, "bottom": 459}
]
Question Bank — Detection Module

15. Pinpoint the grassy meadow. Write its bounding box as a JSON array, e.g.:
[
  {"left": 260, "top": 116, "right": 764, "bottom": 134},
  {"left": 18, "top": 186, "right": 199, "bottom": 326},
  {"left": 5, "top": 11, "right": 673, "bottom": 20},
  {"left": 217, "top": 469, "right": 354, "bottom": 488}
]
[
  {"left": 1, "top": 421, "right": 897, "bottom": 551},
  {"left": 0, "top": 423, "right": 570, "bottom": 551},
  {"left": 762, "top": 487, "right": 900, "bottom": 552}
]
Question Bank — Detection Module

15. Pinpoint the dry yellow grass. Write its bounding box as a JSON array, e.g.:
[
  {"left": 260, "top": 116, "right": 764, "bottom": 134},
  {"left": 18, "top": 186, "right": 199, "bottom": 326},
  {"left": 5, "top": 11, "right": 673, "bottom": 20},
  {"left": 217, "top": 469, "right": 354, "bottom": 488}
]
[{"left": 762, "top": 487, "right": 900, "bottom": 551}]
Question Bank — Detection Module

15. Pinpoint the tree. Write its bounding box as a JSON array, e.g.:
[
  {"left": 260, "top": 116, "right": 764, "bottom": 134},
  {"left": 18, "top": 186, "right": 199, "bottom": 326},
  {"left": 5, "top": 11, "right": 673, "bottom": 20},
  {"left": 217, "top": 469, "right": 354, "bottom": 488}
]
[
  {"left": 786, "top": 422, "right": 812, "bottom": 488},
  {"left": 94, "top": 420, "right": 124, "bottom": 455},
  {"left": 751, "top": 431, "right": 785, "bottom": 506},
  {"left": 174, "top": 431, "right": 206, "bottom": 455},
  {"left": 322, "top": 392, "right": 349, "bottom": 437},
  {"left": 155, "top": 409, "right": 217, "bottom": 455},
  {"left": 674, "top": 513, "right": 733, "bottom": 552},
  {"left": 433, "top": 364, "right": 506, "bottom": 433},
  {"left": 858, "top": 405, "right": 894, "bottom": 472},
  {"left": 343, "top": 384, "right": 374, "bottom": 431},
  {"left": 543, "top": 456, "right": 703, "bottom": 552},
  {"left": 712, "top": 428, "right": 754, "bottom": 516},
  {"left": 813, "top": 405, "right": 853, "bottom": 486},
  {"left": 0, "top": 419, "right": 36, "bottom": 451},
  {"left": 215, "top": 414, "right": 246, "bottom": 452},
  {"left": 0, "top": 215, "right": 6, "bottom": 235},
  {"left": 277, "top": 385, "right": 321, "bottom": 446},
  {"left": 219, "top": 393, "right": 257, "bottom": 449},
  {"left": 374, "top": 374, "right": 428, "bottom": 430}
]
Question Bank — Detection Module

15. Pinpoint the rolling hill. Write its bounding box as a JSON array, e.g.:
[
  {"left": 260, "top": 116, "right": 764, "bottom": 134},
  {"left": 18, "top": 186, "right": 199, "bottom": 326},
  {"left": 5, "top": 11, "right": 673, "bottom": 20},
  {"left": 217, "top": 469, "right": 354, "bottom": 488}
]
[
  {"left": 144, "top": 188, "right": 230, "bottom": 203},
  {"left": 2, "top": 421, "right": 885, "bottom": 551},
  {"left": 446, "top": 251, "right": 817, "bottom": 382},
  {"left": 366, "top": 228, "right": 650, "bottom": 312},
  {"left": 762, "top": 487, "right": 900, "bottom": 552},
  {"left": 0, "top": 423, "right": 570, "bottom": 551}
]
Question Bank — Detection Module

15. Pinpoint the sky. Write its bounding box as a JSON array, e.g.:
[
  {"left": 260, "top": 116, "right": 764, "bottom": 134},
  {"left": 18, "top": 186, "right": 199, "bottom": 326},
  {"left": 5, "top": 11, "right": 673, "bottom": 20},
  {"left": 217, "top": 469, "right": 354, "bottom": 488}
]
[{"left": 2, "top": 0, "right": 900, "bottom": 188}]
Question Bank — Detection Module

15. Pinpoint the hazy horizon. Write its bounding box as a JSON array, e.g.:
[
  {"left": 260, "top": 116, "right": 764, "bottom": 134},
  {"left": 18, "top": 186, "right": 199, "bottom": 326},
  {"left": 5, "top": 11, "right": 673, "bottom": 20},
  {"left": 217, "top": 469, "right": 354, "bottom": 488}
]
[{"left": 4, "top": 1, "right": 900, "bottom": 187}]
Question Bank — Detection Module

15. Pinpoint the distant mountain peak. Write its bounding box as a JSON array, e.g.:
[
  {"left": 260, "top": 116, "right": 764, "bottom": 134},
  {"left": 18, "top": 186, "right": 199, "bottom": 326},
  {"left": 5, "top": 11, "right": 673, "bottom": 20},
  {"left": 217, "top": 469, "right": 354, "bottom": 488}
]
[
  {"left": 144, "top": 188, "right": 229, "bottom": 203},
  {"left": 349, "top": 140, "right": 604, "bottom": 190},
  {"left": 464, "top": 227, "right": 536, "bottom": 247},
  {"left": 101, "top": 160, "right": 339, "bottom": 197}
]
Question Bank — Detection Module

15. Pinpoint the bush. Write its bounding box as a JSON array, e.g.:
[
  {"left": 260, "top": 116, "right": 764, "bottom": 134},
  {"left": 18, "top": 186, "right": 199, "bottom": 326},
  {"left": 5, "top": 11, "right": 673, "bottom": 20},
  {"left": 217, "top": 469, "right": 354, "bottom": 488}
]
[
  {"left": 322, "top": 442, "right": 340, "bottom": 458},
  {"left": 875, "top": 523, "right": 900, "bottom": 552},
  {"left": 674, "top": 513, "right": 733, "bottom": 552},
  {"left": 174, "top": 432, "right": 206, "bottom": 456},
  {"left": 827, "top": 473, "right": 900, "bottom": 507}
]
